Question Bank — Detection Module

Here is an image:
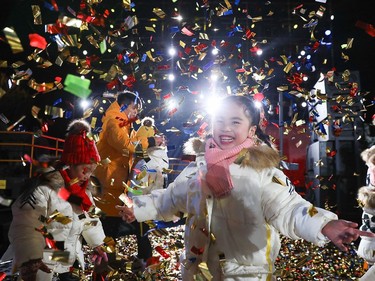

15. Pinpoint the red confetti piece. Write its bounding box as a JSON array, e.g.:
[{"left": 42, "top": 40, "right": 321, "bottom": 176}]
[
  {"left": 190, "top": 246, "right": 204, "bottom": 255},
  {"left": 29, "top": 33, "right": 48, "bottom": 50},
  {"left": 155, "top": 246, "right": 170, "bottom": 258},
  {"left": 355, "top": 20, "right": 375, "bottom": 37},
  {"left": 58, "top": 187, "right": 71, "bottom": 201}
]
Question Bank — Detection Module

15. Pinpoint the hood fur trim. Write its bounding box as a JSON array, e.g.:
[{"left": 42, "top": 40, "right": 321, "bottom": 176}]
[
  {"left": 183, "top": 137, "right": 280, "bottom": 170},
  {"left": 358, "top": 185, "right": 375, "bottom": 210},
  {"left": 38, "top": 167, "right": 65, "bottom": 190}
]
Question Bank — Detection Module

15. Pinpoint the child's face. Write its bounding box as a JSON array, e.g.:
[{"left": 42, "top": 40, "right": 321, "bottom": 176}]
[
  {"left": 212, "top": 101, "right": 256, "bottom": 150},
  {"left": 68, "top": 163, "right": 97, "bottom": 185}
]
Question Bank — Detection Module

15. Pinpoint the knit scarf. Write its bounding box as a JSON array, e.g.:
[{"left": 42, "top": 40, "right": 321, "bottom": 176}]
[
  {"left": 59, "top": 169, "right": 92, "bottom": 211},
  {"left": 205, "top": 137, "right": 254, "bottom": 198}
]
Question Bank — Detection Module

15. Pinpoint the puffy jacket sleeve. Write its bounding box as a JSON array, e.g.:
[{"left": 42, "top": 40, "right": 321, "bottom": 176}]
[
  {"left": 133, "top": 162, "right": 198, "bottom": 222},
  {"left": 8, "top": 185, "right": 51, "bottom": 267},
  {"left": 105, "top": 118, "right": 149, "bottom": 154},
  {"left": 261, "top": 168, "right": 337, "bottom": 246}
]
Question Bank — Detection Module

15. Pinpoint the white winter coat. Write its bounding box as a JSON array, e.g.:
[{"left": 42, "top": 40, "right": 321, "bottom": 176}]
[
  {"left": 3, "top": 167, "right": 106, "bottom": 280},
  {"left": 132, "top": 138, "right": 337, "bottom": 281}
]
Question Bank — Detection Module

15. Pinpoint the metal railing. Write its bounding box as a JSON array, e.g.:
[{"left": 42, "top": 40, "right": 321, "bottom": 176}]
[{"left": 0, "top": 131, "right": 65, "bottom": 178}]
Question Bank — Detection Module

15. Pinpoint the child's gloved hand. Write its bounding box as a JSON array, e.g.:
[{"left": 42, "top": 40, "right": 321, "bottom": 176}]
[
  {"left": 91, "top": 246, "right": 108, "bottom": 266},
  {"left": 20, "top": 258, "right": 52, "bottom": 281}
]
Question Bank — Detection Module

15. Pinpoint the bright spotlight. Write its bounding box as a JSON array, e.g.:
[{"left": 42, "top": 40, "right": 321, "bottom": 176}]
[
  {"left": 80, "top": 99, "right": 90, "bottom": 110},
  {"left": 176, "top": 15, "right": 183, "bottom": 21},
  {"left": 168, "top": 73, "right": 175, "bottom": 81},
  {"left": 325, "top": 29, "right": 331, "bottom": 36},
  {"left": 301, "top": 101, "right": 307, "bottom": 108},
  {"left": 83, "top": 50, "right": 88, "bottom": 55},
  {"left": 122, "top": 74, "right": 128, "bottom": 80},
  {"left": 256, "top": 49, "right": 263, "bottom": 56},
  {"left": 210, "top": 73, "right": 219, "bottom": 81},
  {"left": 168, "top": 47, "right": 177, "bottom": 56},
  {"left": 167, "top": 100, "right": 177, "bottom": 111},
  {"left": 254, "top": 101, "right": 263, "bottom": 109},
  {"left": 204, "top": 95, "right": 222, "bottom": 115},
  {"left": 300, "top": 50, "right": 306, "bottom": 56},
  {"left": 211, "top": 48, "right": 219, "bottom": 55}
]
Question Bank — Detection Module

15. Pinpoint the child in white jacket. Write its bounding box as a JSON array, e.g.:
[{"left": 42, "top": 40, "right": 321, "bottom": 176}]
[
  {"left": 2, "top": 119, "right": 108, "bottom": 281},
  {"left": 357, "top": 145, "right": 375, "bottom": 280},
  {"left": 117, "top": 95, "right": 375, "bottom": 281}
]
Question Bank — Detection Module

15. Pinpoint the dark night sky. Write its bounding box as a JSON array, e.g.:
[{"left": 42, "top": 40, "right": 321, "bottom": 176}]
[{"left": 0, "top": 0, "right": 374, "bottom": 140}]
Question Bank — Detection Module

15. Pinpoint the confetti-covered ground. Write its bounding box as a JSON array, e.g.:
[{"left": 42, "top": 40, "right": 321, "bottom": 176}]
[{"left": 1, "top": 225, "right": 369, "bottom": 281}]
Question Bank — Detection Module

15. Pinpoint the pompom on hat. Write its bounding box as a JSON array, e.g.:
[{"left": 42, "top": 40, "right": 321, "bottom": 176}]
[{"left": 60, "top": 119, "right": 100, "bottom": 165}]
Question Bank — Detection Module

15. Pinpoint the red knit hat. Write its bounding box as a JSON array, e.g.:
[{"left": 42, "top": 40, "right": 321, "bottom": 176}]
[{"left": 60, "top": 119, "right": 100, "bottom": 165}]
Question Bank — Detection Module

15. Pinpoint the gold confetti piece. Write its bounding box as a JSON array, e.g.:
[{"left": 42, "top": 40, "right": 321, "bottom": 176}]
[
  {"left": 153, "top": 8, "right": 166, "bottom": 19},
  {"left": 7, "top": 115, "right": 26, "bottom": 131},
  {"left": 32, "top": 5, "right": 42, "bottom": 25},
  {"left": 3, "top": 27, "right": 24, "bottom": 54},
  {"left": 45, "top": 105, "right": 64, "bottom": 118},
  {"left": 308, "top": 205, "right": 318, "bottom": 217},
  {"left": 272, "top": 176, "right": 286, "bottom": 186},
  {"left": 145, "top": 26, "right": 156, "bottom": 33},
  {"left": 283, "top": 62, "right": 294, "bottom": 73},
  {"left": 136, "top": 169, "right": 147, "bottom": 181},
  {"left": 51, "top": 251, "right": 70, "bottom": 262},
  {"left": 198, "top": 262, "right": 213, "bottom": 281}
]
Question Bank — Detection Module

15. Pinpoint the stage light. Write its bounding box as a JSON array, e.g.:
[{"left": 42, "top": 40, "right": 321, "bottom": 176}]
[
  {"left": 168, "top": 46, "right": 177, "bottom": 56},
  {"left": 300, "top": 50, "right": 306, "bottom": 56},
  {"left": 167, "top": 100, "right": 177, "bottom": 111},
  {"left": 80, "top": 99, "right": 90, "bottom": 110},
  {"left": 325, "top": 29, "right": 331, "bottom": 36},
  {"left": 301, "top": 101, "right": 307, "bottom": 108},
  {"left": 254, "top": 101, "right": 262, "bottom": 109},
  {"left": 83, "top": 50, "right": 88, "bottom": 55},
  {"left": 256, "top": 49, "right": 263, "bottom": 56},
  {"left": 210, "top": 73, "right": 219, "bottom": 81},
  {"left": 122, "top": 74, "right": 128, "bottom": 80},
  {"left": 211, "top": 48, "right": 219, "bottom": 55},
  {"left": 168, "top": 73, "right": 175, "bottom": 81}
]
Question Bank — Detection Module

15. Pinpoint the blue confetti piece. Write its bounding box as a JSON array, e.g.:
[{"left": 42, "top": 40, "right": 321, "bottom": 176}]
[
  {"left": 123, "top": 55, "right": 130, "bottom": 64},
  {"left": 149, "top": 83, "right": 155, "bottom": 89},
  {"left": 65, "top": 111, "right": 73, "bottom": 119},
  {"left": 141, "top": 54, "right": 147, "bottom": 62},
  {"left": 203, "top": 61, "right": 214, "bottom": 72},
  {"left": 120, "top": 104, "right": 128, "bottom": 112},
  {"left": 319, "top": 123, "right": 327, "bottom": 135},
  {"left": 43, "top": 1, "right": 55, "bottom": 11},
  {"left": 53, "top": 98, "right": 62, "bottom": 106},
  {"left": 223, "top": 9, "right": 233, "bottom": 16},
  {"left": 234, "top": 0, "right": 240, "bottom": 5},
  {"left": 227, "top": 31, "right": 234, "bottom": 37},
  {"left": 170, "top": 26, "right": 180, "bottom": 33}
]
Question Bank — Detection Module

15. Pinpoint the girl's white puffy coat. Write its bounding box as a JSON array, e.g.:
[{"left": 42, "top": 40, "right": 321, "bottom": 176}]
[{"left": 133, "top": 141, "right": 337, "bottom": 281}]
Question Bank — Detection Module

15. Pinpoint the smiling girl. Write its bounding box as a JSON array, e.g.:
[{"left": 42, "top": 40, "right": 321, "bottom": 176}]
[{"left": 117, "top": 95, "right": 374, "bottom": 281}]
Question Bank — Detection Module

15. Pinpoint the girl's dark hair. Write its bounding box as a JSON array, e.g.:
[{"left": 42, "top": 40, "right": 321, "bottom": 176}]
[{"left": 220, "top": 95, "right": 273, "bottom": 147}]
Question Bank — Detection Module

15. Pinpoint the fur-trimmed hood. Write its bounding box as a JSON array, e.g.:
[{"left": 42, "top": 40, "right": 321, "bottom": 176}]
[
  {"left": 183, "top": 137, "right": 280, "bottom": 170},
  {"left": 35, "top": 166, "right": 65, "bottom": 190},
  {"left": 358, "top": 185, "right": 375, "bottom": 212}
]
